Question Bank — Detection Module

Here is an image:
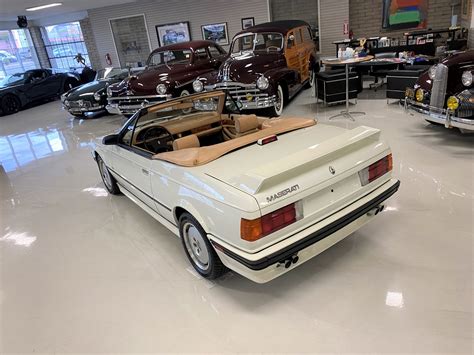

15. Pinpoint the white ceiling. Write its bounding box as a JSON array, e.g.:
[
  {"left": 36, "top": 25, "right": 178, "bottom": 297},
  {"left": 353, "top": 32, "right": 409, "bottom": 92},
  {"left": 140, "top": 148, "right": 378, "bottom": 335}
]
[{"left": 0, "top": 0, "right": 137, "bottom": 21}]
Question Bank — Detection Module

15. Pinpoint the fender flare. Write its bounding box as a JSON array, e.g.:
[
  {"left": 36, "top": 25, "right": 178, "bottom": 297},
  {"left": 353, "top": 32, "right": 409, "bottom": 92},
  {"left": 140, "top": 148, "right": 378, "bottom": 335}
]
[{"left": 173, "top": 201, "right": 209, "bottom": 234}]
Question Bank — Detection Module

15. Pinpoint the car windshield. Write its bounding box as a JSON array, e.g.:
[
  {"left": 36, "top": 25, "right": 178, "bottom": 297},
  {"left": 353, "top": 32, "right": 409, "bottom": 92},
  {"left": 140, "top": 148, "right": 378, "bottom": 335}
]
[
  {"left": 0, "top": 73, "right": 26, "bottom": 87},
  {"left": 96, "top": 68, "right": 129, "bottom": 80},
  {"left": 147, "top": 49, "right": 192, "bottom": 66},
  {"left": 230, "top": 32, "right": 283, "bottom": 54},
  {"left": 138, "top": 93, "right": 221, "bottom": 128}
]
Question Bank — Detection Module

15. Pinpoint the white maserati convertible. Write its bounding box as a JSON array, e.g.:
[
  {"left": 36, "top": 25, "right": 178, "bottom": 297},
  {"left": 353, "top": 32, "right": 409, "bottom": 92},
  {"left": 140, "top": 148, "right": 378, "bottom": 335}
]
[{"left": 94, "top": 91, "right": 400, "bottom": 283}]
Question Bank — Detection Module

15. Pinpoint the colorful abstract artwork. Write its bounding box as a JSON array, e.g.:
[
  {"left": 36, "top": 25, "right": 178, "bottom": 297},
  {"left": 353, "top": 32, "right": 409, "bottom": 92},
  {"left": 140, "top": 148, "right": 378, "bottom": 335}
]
[{"left": 382, "top": 0, "right": 428, "bottom": 30}]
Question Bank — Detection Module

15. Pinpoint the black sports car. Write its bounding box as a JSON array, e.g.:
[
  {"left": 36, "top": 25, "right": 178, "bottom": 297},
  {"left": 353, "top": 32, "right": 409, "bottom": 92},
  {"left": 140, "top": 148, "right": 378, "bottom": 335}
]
[
  {"left": 61, "top": 67, "right": 130, "bottom": 118},
  {"left": 0, "top": 68, "right": 83, "bottom": 116}
]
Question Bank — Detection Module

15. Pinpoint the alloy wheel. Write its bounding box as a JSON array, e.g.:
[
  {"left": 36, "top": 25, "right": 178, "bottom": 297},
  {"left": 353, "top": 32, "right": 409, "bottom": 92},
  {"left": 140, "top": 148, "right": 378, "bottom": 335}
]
[{"left": 182, "top": 221, "right": 210, "bottom": 271}]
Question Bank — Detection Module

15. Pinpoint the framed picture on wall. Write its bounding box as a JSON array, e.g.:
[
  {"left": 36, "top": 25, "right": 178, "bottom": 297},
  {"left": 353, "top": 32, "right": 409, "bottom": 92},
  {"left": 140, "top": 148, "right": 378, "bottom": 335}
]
[
  {"left": 241, "top": 17, "right": 255, "bottom": 30},
  {"left": 461, "top": 0, "right": 471, "bottom": 20},
  {"left": 155, "top": 21, "right": 191, "bottom": 47},
  {"left": 201, "top": 22, "right": 229, "bottom": 46},
  {"left": 109, "top": 14, "right": 152, "bottom": 67}
]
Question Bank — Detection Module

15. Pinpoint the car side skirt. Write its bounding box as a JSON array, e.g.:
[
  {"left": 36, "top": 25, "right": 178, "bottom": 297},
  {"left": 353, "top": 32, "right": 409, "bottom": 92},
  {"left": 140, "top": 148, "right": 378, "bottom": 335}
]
[{"left": 118, "top": 181, "right": 179, "bottom": 237}]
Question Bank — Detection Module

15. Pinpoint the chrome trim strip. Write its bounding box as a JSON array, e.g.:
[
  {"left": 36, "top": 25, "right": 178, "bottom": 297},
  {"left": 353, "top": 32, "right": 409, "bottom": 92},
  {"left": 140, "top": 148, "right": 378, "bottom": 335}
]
[
  {"left": 108, "top": 94, "right": 170, "bottom": 101},
  {"left": 108, "top": 167, "right": 172, "bottom": 212}
]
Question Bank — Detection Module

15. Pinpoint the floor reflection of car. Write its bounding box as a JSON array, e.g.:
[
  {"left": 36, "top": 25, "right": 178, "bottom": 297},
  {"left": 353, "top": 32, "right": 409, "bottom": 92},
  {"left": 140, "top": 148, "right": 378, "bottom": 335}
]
[
  {"left": 61, "top": 67, "right": 130, "bottom": 118},
  {"left": 0, "top": 69, "right": 81, "bottom": 116},
  {"left": 94, "top": 91, "right": 400, "bottom": 283},
  {"left": 0, "top": 50, "right": 18, "bottom": 64}
]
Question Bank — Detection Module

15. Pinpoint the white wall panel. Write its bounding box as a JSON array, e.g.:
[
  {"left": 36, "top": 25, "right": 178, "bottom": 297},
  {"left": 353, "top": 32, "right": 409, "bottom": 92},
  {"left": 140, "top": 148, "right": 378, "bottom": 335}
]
[
  {"left": 318, "top": 0, "right": 349, "bottom": 57},
  {"left": 88, "top": 0, "right": 270, "bottom": 68}
]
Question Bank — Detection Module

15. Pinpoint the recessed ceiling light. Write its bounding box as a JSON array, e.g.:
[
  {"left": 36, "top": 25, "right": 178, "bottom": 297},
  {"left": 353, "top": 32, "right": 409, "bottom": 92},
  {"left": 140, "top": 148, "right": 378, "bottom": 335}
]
[{"left": 26, "top": 2, "right": 63, "bottom": 11}]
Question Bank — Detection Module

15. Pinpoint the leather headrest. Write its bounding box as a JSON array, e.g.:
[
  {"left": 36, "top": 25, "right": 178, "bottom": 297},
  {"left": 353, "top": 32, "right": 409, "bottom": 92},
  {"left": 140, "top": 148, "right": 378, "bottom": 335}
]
[
  {"left": 173, "top": 134, "right": 200, "bottom": 151},
  {"left": 235, "top": 115, "right": 259, "bottom": 134}
]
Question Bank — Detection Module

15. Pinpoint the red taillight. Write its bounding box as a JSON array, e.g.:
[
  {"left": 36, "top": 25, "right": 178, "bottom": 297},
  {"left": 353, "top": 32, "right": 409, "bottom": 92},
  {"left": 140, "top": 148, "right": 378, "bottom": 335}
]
[
  {"left": 359, "top": 154, "right": 393, "bottom": 186},
  {"left": 257, "top": 135, "right": 278, "bottom": 145},
  {"left": 241, "top": 203, "right": 300, "bottom": 242}
]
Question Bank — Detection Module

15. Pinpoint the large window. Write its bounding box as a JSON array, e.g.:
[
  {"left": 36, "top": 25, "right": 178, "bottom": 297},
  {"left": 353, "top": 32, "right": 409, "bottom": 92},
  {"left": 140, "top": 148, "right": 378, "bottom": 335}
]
[
  {"left": 0, "top": 29, "right": 40, "bottom": 80},
  {"left": 41, "top": 21, "right": 90, "bottom": 70}
]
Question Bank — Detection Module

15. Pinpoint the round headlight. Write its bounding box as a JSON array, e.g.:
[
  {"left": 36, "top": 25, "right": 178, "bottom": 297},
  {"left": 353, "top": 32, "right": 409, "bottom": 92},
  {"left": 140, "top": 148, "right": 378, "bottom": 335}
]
[
  {"left": 461, "top": 71, "right": 472, "bottom": 87},
  {"left": 94, "top": 92, "right": 101, "bottom": 101},
  {"left": 107, "top": 86, "right": 113, "bottom": 97},
  {"left": 415, "top": 88, "right": 424, "bottom": 102},
  {"left": 64, "top": 100, "right": 69, "bottom": 106},
  {"left": 428, "top": 65, "right": 437, "bottom": 80},
  {"left": 193, "top": 80, "right": 203, "bottom": 93},
  {"left": 156, "top": 84, "right": 167, "bottom": 95},
  {"left": 447, "top": 96, "right": 459, "bottom": 111},
  {"left": 256, "top": 75, "right": 269, "bottom": 90}
]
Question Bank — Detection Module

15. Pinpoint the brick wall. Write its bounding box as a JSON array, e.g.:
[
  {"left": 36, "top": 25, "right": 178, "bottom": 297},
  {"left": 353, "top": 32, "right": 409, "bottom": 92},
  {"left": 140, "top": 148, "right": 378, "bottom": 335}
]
[
  {"left": 349, "top": 0, "right": 461, "bottom": 40},
  {"left": 270, "top": 0, "right": 318, "bottom": 27},
  {"left": 80, "top": 18, "right": 101, "bottom": 70},
  {"left": 28, "top": 26, "right": 50, "bottom": 68}
]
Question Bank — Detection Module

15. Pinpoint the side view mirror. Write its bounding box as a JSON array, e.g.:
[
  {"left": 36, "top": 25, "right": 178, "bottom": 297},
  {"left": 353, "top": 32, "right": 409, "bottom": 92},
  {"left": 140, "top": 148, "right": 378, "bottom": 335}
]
[{"left": 102, "top": 134, "right": 118, "bottom": 145}]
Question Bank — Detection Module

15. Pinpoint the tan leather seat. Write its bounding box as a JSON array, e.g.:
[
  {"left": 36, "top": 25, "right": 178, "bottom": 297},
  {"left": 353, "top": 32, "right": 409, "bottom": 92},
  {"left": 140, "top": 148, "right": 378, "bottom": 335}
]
[
  {"left": 235, "top": 115, "right": 259, "bottom": 135},
  {"left": 172, "top": 134, "right": 200, "bottom": 151}
]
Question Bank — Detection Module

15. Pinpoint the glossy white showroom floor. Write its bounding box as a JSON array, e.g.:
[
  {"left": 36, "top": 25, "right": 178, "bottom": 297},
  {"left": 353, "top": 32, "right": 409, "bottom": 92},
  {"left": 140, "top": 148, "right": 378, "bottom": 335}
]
[{"left": 1, "top": 90, "right": 473, "bottom": 353}]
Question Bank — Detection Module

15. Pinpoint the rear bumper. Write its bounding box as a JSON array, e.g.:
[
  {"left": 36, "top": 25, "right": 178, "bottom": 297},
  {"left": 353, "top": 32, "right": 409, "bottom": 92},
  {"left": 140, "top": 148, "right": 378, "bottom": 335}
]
[
  {"left": 209, "top": 178, "right": 400, "bottom": 283},
  {"left": 405, "top": 98, "right": 474, "bottom": 131}
]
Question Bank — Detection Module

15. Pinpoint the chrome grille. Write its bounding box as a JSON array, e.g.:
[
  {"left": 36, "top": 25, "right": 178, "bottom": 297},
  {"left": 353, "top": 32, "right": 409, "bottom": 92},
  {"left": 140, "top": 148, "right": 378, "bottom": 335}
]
[
  {"left": 68, "top": 100, "right": 91, "bottom": 109},
  {"left": 221, "top": 62, "right": 231, "bottom": 81},
  {"left": 430, "top": 64, "right": 448, "bottom": 114},
  {"left": 208, "top": 81, "right": 268, "bottom": 101}
]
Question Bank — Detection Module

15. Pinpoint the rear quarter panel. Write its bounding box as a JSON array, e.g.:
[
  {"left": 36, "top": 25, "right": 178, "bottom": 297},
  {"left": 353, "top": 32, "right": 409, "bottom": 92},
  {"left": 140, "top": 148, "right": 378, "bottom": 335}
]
[{"left": 149, "top": 161, "right": 260, "bottom": 250}]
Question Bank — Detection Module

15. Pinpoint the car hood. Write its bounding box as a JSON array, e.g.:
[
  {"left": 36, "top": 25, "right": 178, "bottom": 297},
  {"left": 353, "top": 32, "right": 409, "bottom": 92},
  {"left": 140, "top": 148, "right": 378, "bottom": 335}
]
[
  {"left": 204, "top": 51, "right": 284, "bottom": 84},
  {"left": 416, "top": 50, "right": 474, "bottom": 94},
  {"left": 65, "top": 80, "right": 108, "bottom": 99},
  {"left": 116, "top": 63, "right": 189, "bottom": 95}
]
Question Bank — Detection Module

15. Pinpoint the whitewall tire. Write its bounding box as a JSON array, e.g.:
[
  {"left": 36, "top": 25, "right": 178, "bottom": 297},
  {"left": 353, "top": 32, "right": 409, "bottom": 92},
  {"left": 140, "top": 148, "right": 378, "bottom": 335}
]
[{"left": 267, "top": 84, "right": 284, "bottom": 117}]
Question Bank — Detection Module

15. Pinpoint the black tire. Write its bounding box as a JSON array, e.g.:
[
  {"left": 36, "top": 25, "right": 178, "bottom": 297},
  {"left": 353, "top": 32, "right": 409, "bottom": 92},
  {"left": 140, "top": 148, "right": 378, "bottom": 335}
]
[
  {"left": 1, "top": 94, "right": 21, "bottom": 115},
  {"left": 97, "top": 155, "right": 120, "bottom": 195},
  {"left": 304, "top": 65, "right": 316, "bottom": 89},
  {"left": 179, "top": 212, "right": 227, "bottom": 279},
  {"left": 266, "top": 83, "right": 284, "bottom": 117}
]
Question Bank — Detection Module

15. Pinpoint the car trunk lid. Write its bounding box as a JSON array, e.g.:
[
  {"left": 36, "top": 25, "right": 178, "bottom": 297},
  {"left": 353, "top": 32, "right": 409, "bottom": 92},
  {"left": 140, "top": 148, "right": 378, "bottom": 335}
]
[{"left": 203, "top": 123, "right": 392, "bottom": 249}]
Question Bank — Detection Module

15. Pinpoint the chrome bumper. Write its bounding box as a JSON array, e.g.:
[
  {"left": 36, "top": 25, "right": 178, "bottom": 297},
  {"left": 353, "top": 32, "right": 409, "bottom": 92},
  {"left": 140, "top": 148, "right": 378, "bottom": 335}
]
[
  {"left": 107, "top": 94, "right": 171, "bottom": 115},
  {"left": 405, "top": 98, "right": 474, "bottom": 132},
  {"left": 238, "top": 95, "right": 276, "bottom": 110},
  {"left": 63, "top": 105, "right": 105, "bottom": 114},
  {"left": 204, "top": 81, "right": 276, "bottom": 110}
]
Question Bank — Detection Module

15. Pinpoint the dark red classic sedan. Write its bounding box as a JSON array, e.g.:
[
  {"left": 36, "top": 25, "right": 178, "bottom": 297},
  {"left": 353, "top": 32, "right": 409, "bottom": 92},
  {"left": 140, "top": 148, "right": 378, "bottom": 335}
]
[
  {"left": 106, "top": 40, "right": 226, "bottom": 116},
  {"left": 406, "top": 50, "right": 474, "bottom": 132},
  {"left": 192, "top": 20, "right": 318, "bottom": 116}
]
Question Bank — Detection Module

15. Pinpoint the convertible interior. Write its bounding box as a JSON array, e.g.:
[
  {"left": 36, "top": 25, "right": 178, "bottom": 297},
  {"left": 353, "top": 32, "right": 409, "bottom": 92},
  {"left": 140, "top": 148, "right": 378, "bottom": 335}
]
[{"left": 129, "top": 92, "right": 315, "bottom": 166}]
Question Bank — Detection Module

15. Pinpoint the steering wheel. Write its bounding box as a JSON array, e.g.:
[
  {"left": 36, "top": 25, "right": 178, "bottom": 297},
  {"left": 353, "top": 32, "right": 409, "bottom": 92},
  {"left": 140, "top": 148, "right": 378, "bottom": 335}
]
[{"left": 142, "top": 126, "right": 174, "bottom": 154}]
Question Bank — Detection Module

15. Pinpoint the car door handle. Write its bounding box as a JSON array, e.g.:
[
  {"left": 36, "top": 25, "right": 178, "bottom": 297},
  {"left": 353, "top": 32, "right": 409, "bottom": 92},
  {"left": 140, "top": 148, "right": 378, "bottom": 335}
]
[{"left": 141, "top": 168, "right": 149, "bottom": 176}]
